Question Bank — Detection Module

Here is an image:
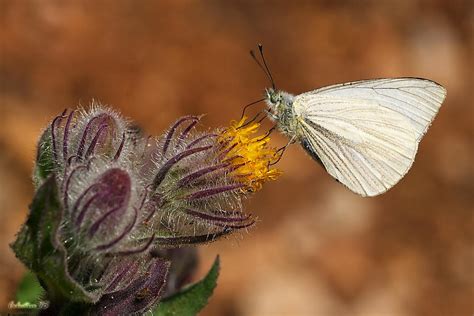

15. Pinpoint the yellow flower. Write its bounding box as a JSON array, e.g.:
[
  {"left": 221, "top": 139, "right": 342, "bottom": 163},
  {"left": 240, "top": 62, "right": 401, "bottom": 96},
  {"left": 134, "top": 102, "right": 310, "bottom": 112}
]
[{"left": 219, "top": 117, "right": 282, "bottom": 192}]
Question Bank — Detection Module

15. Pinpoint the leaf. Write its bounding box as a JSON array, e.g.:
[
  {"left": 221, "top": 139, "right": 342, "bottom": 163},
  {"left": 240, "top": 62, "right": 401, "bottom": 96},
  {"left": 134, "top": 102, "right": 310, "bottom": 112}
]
[
  {"left": 153, "top": 256, "right": 220, "bottom": 316},
  {"left": 15, "top": 271, "right": 44, "bottom": 304},
  {"left": 10, "top": 176, "right": 96, "bottom": 304}
]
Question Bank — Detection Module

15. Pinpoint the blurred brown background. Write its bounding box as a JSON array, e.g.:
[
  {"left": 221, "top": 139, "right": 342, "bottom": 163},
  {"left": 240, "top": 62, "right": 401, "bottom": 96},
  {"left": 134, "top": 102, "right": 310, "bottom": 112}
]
[{"left": 1, "top": 1, "right": 473, "bottom": 315}]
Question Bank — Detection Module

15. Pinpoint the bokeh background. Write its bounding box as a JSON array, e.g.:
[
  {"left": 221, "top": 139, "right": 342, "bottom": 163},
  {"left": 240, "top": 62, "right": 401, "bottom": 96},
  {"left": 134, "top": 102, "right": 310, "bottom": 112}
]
[{"left": 1, "top": 1, "right": 472, "bottom": 315}]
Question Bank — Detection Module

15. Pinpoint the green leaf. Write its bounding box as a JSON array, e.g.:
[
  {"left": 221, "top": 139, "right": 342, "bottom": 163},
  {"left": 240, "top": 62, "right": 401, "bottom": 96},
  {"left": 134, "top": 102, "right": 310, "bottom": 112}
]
[
  {"left": 153, "top": 256, "right": 220, "bottom": 316},
  {"left": 10, "top": 176, "right": 96, "bottom": 304},
  {"left": 15, "top": 271, "right": 44, "bottom": 304}
]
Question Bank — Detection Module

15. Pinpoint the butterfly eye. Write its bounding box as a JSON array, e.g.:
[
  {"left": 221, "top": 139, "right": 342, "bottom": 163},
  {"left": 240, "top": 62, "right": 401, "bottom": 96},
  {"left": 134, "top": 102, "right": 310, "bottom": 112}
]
[{"left": 270, "top": 93, "right": 279, "bottom": 104}]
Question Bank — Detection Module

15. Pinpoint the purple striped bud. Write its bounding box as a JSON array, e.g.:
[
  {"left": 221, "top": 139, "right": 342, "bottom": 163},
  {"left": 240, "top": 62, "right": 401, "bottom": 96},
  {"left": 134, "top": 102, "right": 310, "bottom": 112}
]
[
  {"left": 34, "top": 105, "right": 128, "bottom": 187},
  {"left": 14, "top": 105, "right": 272, "bottom": 314}
]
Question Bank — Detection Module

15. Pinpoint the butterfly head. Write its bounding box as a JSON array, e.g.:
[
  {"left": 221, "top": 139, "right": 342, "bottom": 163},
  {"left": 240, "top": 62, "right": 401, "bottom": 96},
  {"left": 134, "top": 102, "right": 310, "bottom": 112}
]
[
  {"left": 265, "top": 88, "right": 282, "bottom": 110},
  {"left": 265, "top": 88, "right": 295, "bottom": 112}
]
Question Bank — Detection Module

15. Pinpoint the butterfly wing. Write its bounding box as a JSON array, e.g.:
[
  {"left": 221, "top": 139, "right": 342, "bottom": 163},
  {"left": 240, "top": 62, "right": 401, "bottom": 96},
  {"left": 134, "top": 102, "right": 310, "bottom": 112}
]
[
  {"left": 294, "top": 94, "right": 421, "bottom": 196},
  {"left": 305, "top": 78, "right": 446, "bottom": 141}
]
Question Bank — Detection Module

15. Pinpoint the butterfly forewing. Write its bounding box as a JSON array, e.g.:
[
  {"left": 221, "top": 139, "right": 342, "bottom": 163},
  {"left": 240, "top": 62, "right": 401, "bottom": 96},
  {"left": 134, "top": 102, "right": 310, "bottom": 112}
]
[
  {"left": 294, "top": 94, "right": 419, "bottom": 196},
  {"left": 304, "top": 78, "right": 446, "bottom": 141}
]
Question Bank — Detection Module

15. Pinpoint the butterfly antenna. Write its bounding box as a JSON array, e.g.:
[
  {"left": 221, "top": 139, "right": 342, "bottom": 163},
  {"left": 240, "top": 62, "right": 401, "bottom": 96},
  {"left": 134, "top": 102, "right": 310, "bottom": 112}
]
[
  {"left": 257, "top": 44, "right": 276, "bottom": 90},
  {"left": 250, "top": 47, "right": 275, "bottom": 90}
]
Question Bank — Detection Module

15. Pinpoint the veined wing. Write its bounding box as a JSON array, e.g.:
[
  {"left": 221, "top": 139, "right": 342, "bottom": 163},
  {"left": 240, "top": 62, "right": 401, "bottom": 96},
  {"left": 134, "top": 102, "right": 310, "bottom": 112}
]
[
  {"left": 300, "top": 78, "right": 446, "bottom": 141},
  {"left": 294, "top": 95, "right": 418, "bottom": 196}
]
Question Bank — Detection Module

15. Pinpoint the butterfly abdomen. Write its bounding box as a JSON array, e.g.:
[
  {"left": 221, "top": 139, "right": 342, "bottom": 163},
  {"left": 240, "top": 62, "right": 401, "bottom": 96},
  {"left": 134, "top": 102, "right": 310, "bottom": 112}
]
[{"left": 301, "top": 138, "right": 326, "bottom": 169}]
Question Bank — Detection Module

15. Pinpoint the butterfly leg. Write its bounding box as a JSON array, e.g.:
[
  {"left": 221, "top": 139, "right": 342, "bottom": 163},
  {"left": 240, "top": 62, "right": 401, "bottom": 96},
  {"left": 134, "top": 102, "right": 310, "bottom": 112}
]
[
  {"left": 238, "top": 111, "right": 265, "bottom": 129},
  {"left": 269, "top": 135, "right": 297, "bottom": 166},
  {"left": 257, "top": 124, "right": 277, "bottom": 141},
  {"left": 240, "top": 98, "right": 265, "bottom": 120},
  {"left": 265, "top": 109, "right": 278, "bottom": 121}
]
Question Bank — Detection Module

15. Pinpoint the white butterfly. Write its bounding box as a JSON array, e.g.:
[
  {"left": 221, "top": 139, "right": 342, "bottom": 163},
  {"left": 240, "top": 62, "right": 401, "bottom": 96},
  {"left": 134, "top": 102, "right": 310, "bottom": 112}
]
[
  {"left": 251, "top": 46, "right": 447, "bottom": 197},
  {"left": 265, "top": 78, "right": 446, "bottom": 197}
]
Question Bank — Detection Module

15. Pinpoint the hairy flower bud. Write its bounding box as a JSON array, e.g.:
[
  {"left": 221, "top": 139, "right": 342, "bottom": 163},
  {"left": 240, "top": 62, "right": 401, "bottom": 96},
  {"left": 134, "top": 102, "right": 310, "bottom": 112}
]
[
  {"left": 34, "top": 106, "right": 128, "bottom": 186},
  {"left": 136, "top": 116, "right": 255, "bottom": 249},
  {"left": 13, "top": 104, "right": 281, "bottom": 314}
]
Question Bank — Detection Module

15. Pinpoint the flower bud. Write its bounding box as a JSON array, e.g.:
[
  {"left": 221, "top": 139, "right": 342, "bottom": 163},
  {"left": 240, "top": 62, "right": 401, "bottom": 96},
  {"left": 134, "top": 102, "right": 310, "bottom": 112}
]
[
  {"left": 13, "top": 105, "right": 280, "bottom": 314},
  {"left": 34, "top": 105, "right": 128, "bottom": 186}
]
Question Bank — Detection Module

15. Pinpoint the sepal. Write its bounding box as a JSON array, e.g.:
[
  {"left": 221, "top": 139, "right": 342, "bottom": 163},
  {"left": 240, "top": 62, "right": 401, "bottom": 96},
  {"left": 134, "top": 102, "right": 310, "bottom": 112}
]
[{"left": 11, "top": 176, "right": 97, "bottom": 304}]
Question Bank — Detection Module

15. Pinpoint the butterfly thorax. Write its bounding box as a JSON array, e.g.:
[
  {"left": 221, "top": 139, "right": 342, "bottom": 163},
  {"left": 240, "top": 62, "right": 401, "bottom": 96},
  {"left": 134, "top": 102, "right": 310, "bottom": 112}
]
[{"left": 265, "top": 88, "right": 299, "bottom": 138}]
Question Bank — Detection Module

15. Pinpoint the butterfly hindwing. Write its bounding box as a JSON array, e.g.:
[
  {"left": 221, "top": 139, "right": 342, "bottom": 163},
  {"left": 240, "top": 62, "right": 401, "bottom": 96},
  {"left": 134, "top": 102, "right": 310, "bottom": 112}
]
[{"left": 294, "top": 95, "right": 418, "bottom": 196}]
